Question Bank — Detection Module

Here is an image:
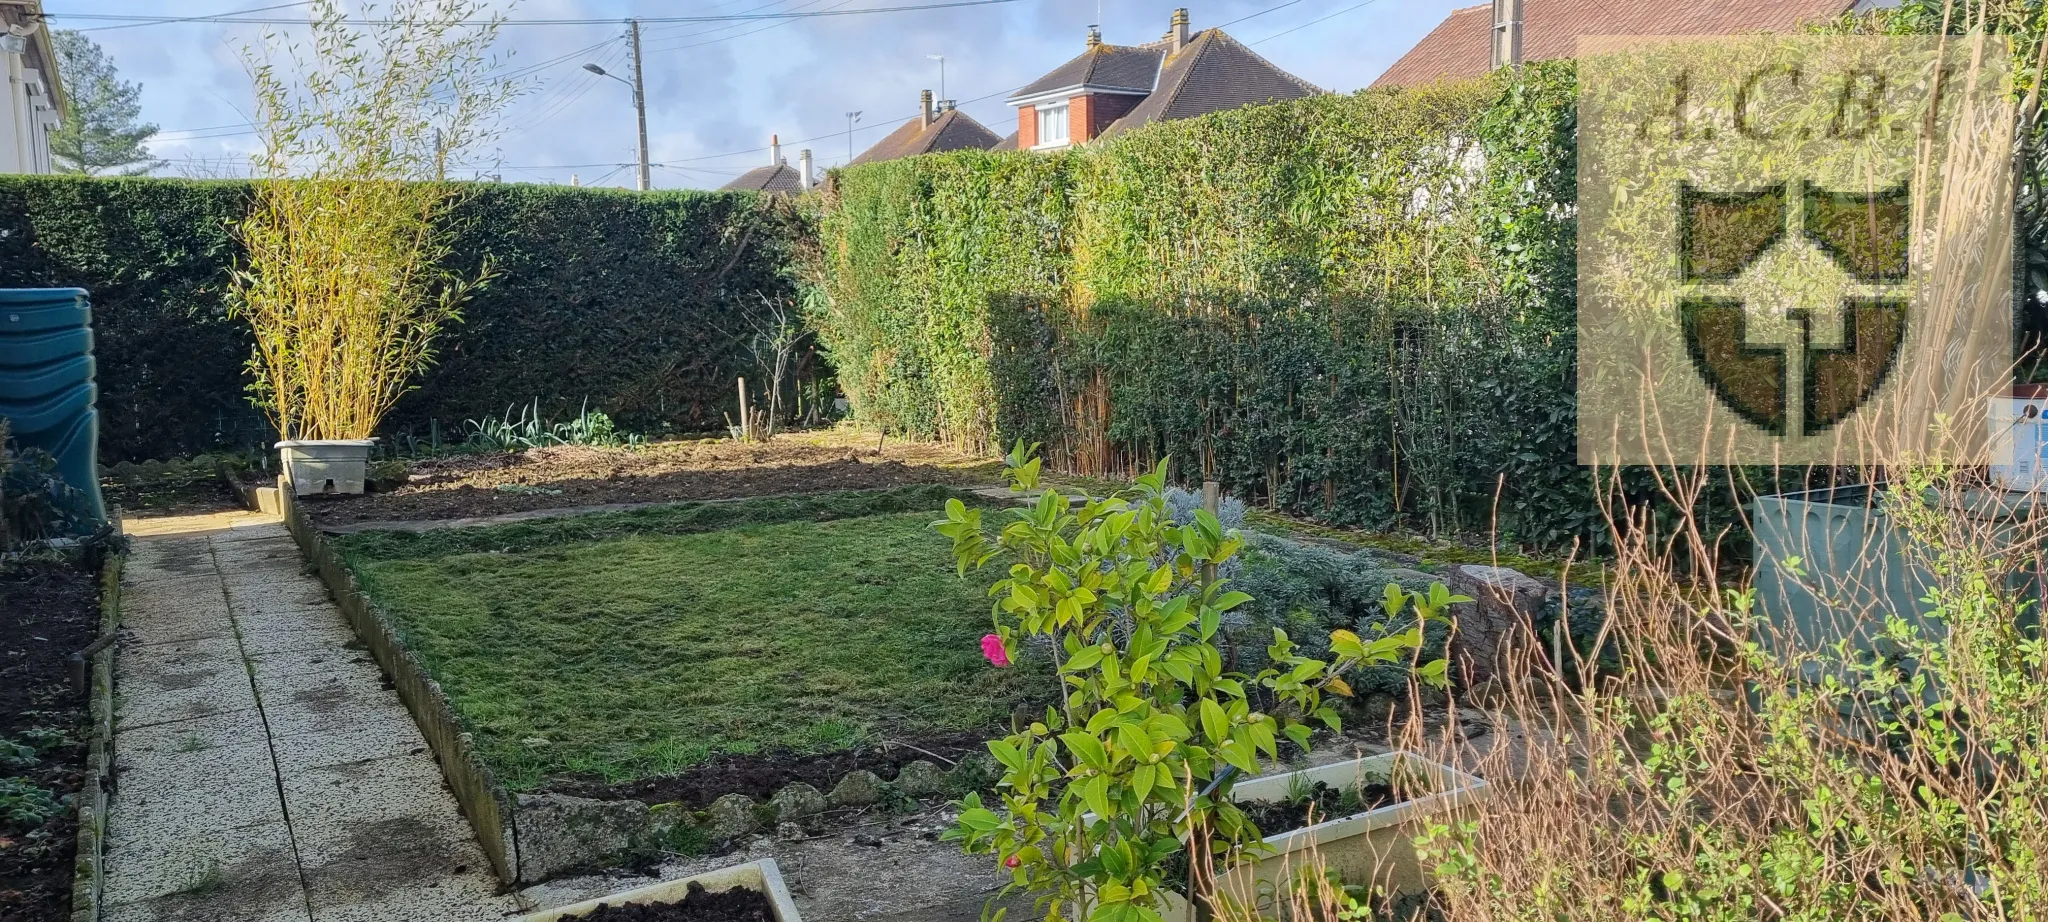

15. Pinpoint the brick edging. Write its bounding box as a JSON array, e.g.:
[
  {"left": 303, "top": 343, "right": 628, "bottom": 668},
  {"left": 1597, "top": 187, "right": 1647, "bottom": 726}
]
[{"left": 68, "top": 546, "right": 124, "bottom": 922}]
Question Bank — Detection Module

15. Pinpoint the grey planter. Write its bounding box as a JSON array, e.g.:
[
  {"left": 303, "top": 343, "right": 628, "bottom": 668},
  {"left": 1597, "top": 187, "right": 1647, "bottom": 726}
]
[{"left": 275, "top": 439, "right": 375, "bottom": 496}]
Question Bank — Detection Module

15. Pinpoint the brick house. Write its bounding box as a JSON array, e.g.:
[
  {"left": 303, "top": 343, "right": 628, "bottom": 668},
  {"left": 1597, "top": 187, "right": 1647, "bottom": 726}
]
[
  {"left": 1371, "top": 0, "right": 1877, "bottom": 89},
  {"left": 995, "top": 8, "right": 1319, "bottom": 152},
  {"left": 848, "top": 90, "right": 1005, "bottom": 166}
]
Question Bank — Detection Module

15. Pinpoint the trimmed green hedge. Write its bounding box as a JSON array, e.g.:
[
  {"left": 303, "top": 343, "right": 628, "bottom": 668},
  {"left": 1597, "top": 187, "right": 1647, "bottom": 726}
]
[
  {"left": 0, "top": 177, "right": 810, "bottom": 461},
  {"left": 815, "top": 67, "right": 1607, "bottom": 547}
]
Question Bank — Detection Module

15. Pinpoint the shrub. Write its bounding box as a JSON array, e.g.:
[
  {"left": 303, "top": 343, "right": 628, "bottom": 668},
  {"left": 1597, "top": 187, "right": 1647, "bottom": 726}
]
[
  {"left": 936, "top": 445, "right": 1456, "bottom": 920},
  {"left": 814, "top": 70, "right": 1601, "bottom": 548},
  {"left": 0, "top": 178, "right": 809, "bottom": 461}
]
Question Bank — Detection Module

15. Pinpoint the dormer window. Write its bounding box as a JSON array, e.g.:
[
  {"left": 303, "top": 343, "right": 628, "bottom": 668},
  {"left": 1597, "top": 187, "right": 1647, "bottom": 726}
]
[{"left": 1036, "top": 102, "right": 1070, "bottom": 148}]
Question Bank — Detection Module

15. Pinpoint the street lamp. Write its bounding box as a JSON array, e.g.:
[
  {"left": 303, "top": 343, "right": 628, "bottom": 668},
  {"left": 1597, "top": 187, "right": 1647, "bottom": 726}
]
[
  {"left": 845, "top": 110, "right": 862, "bottom": 164},
  {"left": 583, "top": 22, "right": 650, "bottom": 191}
]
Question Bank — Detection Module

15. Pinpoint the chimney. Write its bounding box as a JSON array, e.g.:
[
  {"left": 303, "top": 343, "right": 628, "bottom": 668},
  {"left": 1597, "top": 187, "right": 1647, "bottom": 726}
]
[
  {"left": 920, "top": 89, "right": 935, "bottom": 126},
  {"left": 799, "top": 149, "right": 814, "bottom": 190},
  {"left": 770, "top": 133, "right": 783, "bottom": 165},
  {"left": 1086, "top": 25, "right": 1101, "bottom": 49},
  {"left": 1169, "top": 8, "right": 1189, "bottom": 53},
  {"left": 1491, "top": 0, "right": 1524, "bottom": 70}
]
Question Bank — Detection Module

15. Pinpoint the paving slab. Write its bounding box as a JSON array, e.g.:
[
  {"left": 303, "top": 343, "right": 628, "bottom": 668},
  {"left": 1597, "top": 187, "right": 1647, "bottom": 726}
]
[{"left": 103, "top": 516, "right": 518, "bottom": 922}]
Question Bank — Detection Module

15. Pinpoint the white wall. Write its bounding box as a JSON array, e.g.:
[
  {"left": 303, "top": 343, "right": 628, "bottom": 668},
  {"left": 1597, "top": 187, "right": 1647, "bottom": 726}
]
[{"left": 1, "top": 28, "right": 61, "bottom": 174}]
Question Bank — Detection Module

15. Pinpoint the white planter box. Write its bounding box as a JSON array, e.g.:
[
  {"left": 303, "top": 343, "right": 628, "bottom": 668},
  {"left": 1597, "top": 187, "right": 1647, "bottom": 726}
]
[
  {"left": 1217, "top": 751, "right": 1488, "bottom": 900},
  {"left": 520, "top": 858, "right": 803, "bottom": 922},
  {"left": 276, "top": 439, "right": 375, "bottom": 496}
]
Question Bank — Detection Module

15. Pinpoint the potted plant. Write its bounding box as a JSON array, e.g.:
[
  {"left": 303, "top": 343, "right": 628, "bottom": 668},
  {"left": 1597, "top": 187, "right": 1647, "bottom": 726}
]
[
  {"left": 519, "top": 858, "right": 803, "bottom": 922},
  {"left": 231, "top": 0, "right": 517, "bottom": 495}
]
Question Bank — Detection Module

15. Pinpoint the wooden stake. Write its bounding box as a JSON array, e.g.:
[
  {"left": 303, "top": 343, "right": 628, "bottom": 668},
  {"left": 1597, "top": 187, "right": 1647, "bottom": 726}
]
[
  {"left": 1202, "top": 480, "right": 1221, "bottom": 588},
  {"left": 737, "top": 377, "right": 750, "bottom": 441}
]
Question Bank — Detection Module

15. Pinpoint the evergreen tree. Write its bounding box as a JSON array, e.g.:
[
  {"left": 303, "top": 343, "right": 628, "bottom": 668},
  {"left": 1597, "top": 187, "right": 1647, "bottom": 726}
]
[{"left": 49, "top": 31, "right": 162, "bottom": 176}]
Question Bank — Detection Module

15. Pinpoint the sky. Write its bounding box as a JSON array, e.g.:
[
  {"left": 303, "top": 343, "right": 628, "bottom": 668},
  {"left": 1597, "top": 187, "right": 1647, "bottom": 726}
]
[{"left": 48, "top": 0, "right": 1474, "bottom": 189}]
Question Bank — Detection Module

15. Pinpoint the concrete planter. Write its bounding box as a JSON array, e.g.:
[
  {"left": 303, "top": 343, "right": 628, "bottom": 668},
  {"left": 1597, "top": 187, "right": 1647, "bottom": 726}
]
[
  {"left": 1072, "top": 752, "right": 1487, "bottom": 921},
  {"left": 276, "top": 439, "right": 375, "bottom": 496},
  {"left": 1199, "top": 751, "right": 1488, "bottom": 919},
  {"left": 519, "top": 859, "right": 803, "bottom": 922}
]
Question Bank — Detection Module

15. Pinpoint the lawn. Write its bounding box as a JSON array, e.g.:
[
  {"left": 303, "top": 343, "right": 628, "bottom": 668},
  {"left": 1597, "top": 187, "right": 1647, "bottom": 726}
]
[{"left": 338, "top": 489, "right": 1049, "bottom": 790}]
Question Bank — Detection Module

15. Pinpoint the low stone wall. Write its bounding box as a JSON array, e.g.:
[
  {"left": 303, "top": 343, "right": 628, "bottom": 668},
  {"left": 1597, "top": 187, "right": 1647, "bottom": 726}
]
[
  {"left": 68, "top": 549, "right": 123, "bottom": 922},
  {"left": 511, "top": 755, "right": 998, "bottom": 882},
  {"left": 276, "top": 489, "right": 524, "bottom": 883}
]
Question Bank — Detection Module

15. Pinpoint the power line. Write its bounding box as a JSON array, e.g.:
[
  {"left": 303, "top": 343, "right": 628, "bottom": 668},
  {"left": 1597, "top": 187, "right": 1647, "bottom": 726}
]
[
  {"left": 1251, "top": 0, "right": 1382, "bottom": 46},
  {"left": 66, "top": 1, "right": 312, "bottom": 33},
  {"left": 641, "top": 0, "right": 850, "bottom": 54},
  {"left": 43, "top": 0, "right": 1027, "bottom": 28},
  {"left": 1216, "top": 0, "right": 1309, "bottom": 29},
  {"left": 151, "top": 35, "right": 622, "bottom": 143}
]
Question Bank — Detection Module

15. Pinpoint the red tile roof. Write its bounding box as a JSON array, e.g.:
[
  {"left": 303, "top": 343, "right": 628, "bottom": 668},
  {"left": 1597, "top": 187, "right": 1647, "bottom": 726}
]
[{"left": 1371, "top": 0, "right": 1857, "bottom": 89}]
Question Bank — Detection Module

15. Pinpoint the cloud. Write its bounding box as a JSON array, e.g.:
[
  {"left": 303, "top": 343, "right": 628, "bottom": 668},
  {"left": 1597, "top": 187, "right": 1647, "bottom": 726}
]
[{"left": 72, "top": 0, "right": 1467, "bottom": 188}]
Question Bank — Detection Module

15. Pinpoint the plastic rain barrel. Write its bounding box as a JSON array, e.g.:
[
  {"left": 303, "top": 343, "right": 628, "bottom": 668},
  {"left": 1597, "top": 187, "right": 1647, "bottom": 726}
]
[{"left": 0, "top": 288, "right": 109, "bottom": 533}]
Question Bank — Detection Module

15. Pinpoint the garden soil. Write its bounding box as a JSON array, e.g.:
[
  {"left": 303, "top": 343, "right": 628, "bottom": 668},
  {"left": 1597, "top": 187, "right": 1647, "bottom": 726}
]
[
  {"left": 306, "top": 432, "right": 996, "bottom": 525},
  {"left": 0, "top": 561, "right": 99, "bottom": 922},
  {"left": 555, "top": 881, "right": 773, "bottom": 922}
]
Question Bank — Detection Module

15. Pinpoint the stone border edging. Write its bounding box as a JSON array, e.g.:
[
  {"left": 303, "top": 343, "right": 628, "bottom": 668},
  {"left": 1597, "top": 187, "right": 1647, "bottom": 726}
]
[
  {"left": 275, "top": 487, "right": 525, "bottom": 884},
  {"left": 68, "top": 541, "right": 123, "bottom": 922}
]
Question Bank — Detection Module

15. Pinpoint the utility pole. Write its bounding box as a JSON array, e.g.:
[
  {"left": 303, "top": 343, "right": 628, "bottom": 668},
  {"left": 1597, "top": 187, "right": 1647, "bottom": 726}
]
[
  {"left": 845, "top": 110, "right": 862, "bottom": 163},
  {"left": 926, "top": 54, "right": 946, "bottom": 104},
  {"left": 629, "top": 18, "right": 650, "bottom": 191},
  {"left": 433, "top": 128, "right": 446, "bottom": 181}
]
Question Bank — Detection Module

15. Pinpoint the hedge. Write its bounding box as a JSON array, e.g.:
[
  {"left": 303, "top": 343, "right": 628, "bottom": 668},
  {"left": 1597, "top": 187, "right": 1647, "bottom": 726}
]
[
  {"left": 813, "top": 67, "right": 1612, "bottom": 548},
  {"left": 0, "top": 177, "right": 810, "bottom": 461}
]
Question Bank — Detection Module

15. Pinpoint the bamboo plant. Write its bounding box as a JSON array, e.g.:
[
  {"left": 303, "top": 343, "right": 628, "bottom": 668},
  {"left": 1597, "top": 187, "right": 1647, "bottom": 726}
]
[{"left": 231, "top": 0, "right": 520, "bottom": 441}]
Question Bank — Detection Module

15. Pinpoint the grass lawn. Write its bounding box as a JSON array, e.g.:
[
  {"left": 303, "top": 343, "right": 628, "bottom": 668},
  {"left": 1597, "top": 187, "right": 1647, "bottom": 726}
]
[{"left": 340, "top": 491, "right": 1048, "bottom": 790}]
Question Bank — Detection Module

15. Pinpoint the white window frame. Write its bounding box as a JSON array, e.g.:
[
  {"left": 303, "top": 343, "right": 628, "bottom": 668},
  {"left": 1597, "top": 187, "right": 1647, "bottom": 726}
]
[{"left": 1034, "top": 101, "right": 1071, "bottom": 150}]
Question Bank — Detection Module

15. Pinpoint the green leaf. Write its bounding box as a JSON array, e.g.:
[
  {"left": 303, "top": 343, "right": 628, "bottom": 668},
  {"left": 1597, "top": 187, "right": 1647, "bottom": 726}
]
[
  {"left": 1200, "top": 697, "right": 1229, "bottom": 744},
  {"left": 1061, "top": 732, "right": 1109, "bottom": 771}
]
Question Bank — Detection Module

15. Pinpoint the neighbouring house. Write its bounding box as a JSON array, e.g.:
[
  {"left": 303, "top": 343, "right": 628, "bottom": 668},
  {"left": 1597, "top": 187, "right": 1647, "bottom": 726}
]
[
  {"left": 849, "top": 89, "right": 1004, "bottom": 166},
  {"left": 721, "top": 135, "right": 815, "bottom": 193},
  {"left": 1371, "top": 0, "right": 1881, "bottom": 89},
  {"left": 0, "top": 0, "right": 63, "bottom": 175},
  {"left": 1001, "top": 7, "right": 1318, "bottom": 152}
]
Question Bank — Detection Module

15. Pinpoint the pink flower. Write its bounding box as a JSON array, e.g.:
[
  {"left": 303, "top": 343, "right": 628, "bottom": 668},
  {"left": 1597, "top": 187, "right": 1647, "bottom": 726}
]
[
  {"left": 981, "top": 634, "right": 1011, "bottom": 668},
  {"left": 1004, "top": 854, "right": 1021, "bottom": 869}
]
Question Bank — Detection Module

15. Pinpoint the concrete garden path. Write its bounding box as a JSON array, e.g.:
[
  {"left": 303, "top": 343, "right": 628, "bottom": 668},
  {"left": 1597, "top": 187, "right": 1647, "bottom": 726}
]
[{"left": 102, "top": 513, "right": 519, "bottom": 922}]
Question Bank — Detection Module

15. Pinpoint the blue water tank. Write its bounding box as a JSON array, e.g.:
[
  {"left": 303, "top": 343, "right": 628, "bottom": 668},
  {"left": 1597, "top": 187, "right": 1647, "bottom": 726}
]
[{"left": 0, "top": 288, "right": 109, "bottom": 534}]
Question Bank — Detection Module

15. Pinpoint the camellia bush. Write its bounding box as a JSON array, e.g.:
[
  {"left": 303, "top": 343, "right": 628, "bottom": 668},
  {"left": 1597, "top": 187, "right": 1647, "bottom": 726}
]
[{"left": 936, "top": 444, "right": 1459, "bottom": 921}]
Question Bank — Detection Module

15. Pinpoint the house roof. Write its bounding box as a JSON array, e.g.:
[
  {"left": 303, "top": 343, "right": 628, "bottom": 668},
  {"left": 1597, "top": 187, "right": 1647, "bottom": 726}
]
[
  {"left": 850, "top": 107, "right": 1003, "bottom": 166},
  {"left": 1009, "top": 42, "right": 1166, "bottom": 100},
  {"left": 1099, "top": 28, "right": 1321, "bottom": 140},
  {"left": 0, "top": 1, "right": 65, "bottom": 111},
  {"left": 1371, "top": 0, "right": 1858, "bottom": 89},
  {"left": 991, "top": 132, "right": 1019, "bottom": 152},
  {"left": 720, "top": 163, "right": 806, "bottom": 193}
]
